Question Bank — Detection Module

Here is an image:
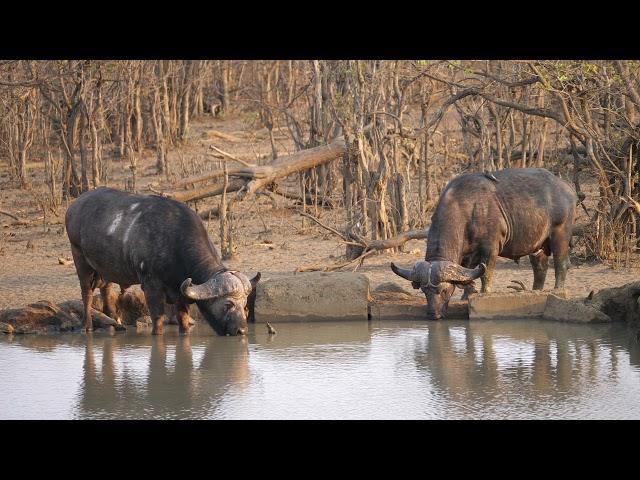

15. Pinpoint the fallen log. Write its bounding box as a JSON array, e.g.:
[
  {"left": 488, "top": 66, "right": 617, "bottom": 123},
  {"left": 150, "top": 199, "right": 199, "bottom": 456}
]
[
  {"left": 0, "top": 299, "right": 125, "bottom": 333},
  {"left": 160, "top": 135, "right": 350, "bottom": 203},
  {"left": 238, "top": 137, "right": 347, "bottom": 199},
  {"left": 174, "top": 150, "right": 255, "bottom": 189},
  {"left": 0, "top": 289, "right": 204, "bottom": 334},
  {"left": 57, "top": 300, "right": 127, "bottom": 331},
  {"left": 173, "top": 168, "right": 237, "bottom": 190},
  {"left": 169, "top": 178, "right": 246, "bottom": 203},
  {"left": 0, "top": 300, "right": 76, "bottom": 330},
  {"left": 366, "top": 230, "right": 429, "bottom": 251}
]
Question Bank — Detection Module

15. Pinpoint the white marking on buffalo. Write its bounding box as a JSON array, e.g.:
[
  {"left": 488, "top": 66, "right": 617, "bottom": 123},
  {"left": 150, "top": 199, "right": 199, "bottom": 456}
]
[
  {"left": 129, "top": 203, "right": 140, "bottom": 211},
  {"left": 107, "top": 212, "right": 124, "bottom": 235},
  {"left": 123, "top": 212, "right": 142, "bottom": 245}
]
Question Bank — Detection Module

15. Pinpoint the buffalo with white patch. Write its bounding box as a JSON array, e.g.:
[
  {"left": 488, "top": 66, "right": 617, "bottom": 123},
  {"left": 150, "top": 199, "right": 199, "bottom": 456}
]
[{"left": 65, "top": 187, "right": 260, "bottom": 335}]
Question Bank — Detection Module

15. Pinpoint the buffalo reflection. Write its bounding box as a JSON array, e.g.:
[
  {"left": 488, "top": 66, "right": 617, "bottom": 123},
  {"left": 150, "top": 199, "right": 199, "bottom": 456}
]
[
  {"left": 4, "top": 319, "right": 640, "bottom": 419},
  {"left": 411, "top": 320, "right": 640, "bottom": 408},
  {"left": 78, "top": 330, "right": 250, "bottom": 419}
]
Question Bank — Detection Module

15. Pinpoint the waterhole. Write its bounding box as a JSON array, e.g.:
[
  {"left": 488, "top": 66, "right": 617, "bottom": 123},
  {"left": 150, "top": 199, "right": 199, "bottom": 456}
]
[{"left": 1, "top": 320, "right": 639, "bottom": 419}]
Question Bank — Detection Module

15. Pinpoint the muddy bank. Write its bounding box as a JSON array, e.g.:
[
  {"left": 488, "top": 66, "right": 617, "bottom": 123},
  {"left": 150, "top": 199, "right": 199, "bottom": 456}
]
[
  {"left": 2, "top": 278, "right": 639, "bottom": 335},
  {"left": 0, "top": 289, "right": 200, "bottom": 334},
  {"left": 576, "top": 281, "right": 640, "bottom": 323}
]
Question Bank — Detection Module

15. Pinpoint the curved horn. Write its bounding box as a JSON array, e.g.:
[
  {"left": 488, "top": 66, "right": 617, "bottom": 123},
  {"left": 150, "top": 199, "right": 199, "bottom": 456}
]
[
  {"left": 440, "top": 262, "right": 486, "bottom": 285},
  {"left": 250, "top": 272, "right": 261, "bottom": 289},
  {"left": 390, "top": 262, "right": 416, "bottom": 282},
  {"left": 181, "top": 271, "right": 251, "bottom": 301},
  {"left": 181, "top": 278, "right": 205, "bottom": 301}
]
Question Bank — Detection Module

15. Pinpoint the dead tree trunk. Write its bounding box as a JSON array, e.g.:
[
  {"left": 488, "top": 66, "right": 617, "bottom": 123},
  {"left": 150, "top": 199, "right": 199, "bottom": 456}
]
[
  {"left": 60, "top": 103, "right": 81, "bottom": 199},
  {"left": 79, "top": 100, "right": 90, "bottom": 192},
  {"left": 151, "top": 88, "right": 167, "bottom": 176},
  {"left": 219, "top": 162, "right": 237, "bottom": 260}
]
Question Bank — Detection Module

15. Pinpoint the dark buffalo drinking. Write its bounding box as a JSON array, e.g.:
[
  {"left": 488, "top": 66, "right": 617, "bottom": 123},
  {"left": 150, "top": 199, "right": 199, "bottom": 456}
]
[
  {"left": 65, "top": 187, "right": 260, "bottom": 335},
  {"left": 391, "top": 168, "right": 577, "bottom": 320}
]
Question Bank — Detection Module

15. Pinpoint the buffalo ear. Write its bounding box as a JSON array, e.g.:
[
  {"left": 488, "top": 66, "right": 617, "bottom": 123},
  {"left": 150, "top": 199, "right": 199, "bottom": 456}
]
[{"left": 250, "top": 272, "right": 261, "bottom": 290}]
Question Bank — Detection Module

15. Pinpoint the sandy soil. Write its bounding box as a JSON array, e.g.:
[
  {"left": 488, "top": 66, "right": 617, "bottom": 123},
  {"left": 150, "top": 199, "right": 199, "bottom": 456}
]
[{"left": 1, "top": 112, "right": 638, "bottom": 311}]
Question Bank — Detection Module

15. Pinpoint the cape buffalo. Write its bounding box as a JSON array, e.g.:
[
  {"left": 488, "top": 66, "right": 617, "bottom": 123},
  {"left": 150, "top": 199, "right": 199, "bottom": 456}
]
[
  {"left": 65, "top": 187, "right": 260, "bottom": 335},
  {"left": 391, "top": 168, "right": 577, "bottom": 320}
]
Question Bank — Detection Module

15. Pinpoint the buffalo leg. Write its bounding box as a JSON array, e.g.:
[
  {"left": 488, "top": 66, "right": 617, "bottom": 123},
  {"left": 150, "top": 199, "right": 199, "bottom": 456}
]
[
  {"left": 480, "top": 253, "right": 498, "bottom": 293},
  {"left": 175, "top": 301, "right": 193, "bottom": 335},
  {"left": 100, "top": 282, "right": 122, "bottom": 324},
  {"left": 70, "top": 244, "right": 97, "bottom": 332},
  {"left": 460, "top": 255, "right": 480, "bottom": 299},
  {"left": 142, "top": 282, "right": 167, "bottom": 335},
  {"left": 550, "top": 227, "right": 571, "bottom": 289},
  {"left": 461, "top": 283, "right": 479, "bottom": 300},
  {"left": 529, "top": 252, "right": 549, "bottom": 290}
]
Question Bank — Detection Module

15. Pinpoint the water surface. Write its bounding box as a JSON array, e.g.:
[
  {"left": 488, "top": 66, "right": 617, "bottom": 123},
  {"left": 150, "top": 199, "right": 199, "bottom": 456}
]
[{"left": 1, "top": 320, "right": 640, "bottom": 419}]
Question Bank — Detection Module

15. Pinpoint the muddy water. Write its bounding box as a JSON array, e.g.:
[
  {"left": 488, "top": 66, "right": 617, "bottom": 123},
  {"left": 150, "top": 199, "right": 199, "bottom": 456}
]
[{"left": 1, "top": 320, "right": 640, "bottom": 419}]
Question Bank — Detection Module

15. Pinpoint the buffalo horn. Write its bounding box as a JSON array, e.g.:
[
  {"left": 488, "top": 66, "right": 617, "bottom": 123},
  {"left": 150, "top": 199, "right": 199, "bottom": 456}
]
[
  {"left": 181, "top": 278, "right": 204, "bottom": 300},
  {"left": 390, "top": 262, "right": 416, "bottom": 282},
  {"left": 181, "top": 271, "right": 252, "bottom": 301},
  {"left": 440, "top": 262, "right": 486, "bottom": 285}
]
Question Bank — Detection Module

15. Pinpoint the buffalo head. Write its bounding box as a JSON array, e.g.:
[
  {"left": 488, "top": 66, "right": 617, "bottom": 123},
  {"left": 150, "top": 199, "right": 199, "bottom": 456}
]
[
  {"left": 181, "top": 271, "right": 261, "bottom": 336},
  {"left": 390, "top": 260, "right": 484, "bottom": 320}
]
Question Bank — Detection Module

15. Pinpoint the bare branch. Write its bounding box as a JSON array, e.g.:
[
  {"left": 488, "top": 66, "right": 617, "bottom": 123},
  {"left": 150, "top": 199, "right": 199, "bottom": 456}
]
[
  {"left": 298, "top": 211, "right": 349, "bottom": 242},
  {"left": 208, "top": 145, "right": 255, "bottom": 167}
]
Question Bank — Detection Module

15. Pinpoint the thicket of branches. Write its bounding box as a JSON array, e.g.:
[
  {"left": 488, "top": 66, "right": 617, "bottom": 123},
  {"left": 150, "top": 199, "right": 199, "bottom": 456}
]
[{"left": 1, "top": 60, "right": 639, "bottom": 264}]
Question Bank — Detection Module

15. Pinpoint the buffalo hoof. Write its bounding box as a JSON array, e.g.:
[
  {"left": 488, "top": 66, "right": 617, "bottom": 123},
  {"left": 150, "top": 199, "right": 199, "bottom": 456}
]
[{"left": 178, "top": 326, "right": 193, "bottom": 335}]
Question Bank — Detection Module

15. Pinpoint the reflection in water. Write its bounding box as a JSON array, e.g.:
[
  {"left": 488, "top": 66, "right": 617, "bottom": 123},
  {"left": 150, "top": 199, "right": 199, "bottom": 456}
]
[
  {"left": 1, "top": 320, "right": 640, "bottom": 419},
  {"left": 410, "top": 320, "right": 640, "bottom": 418},
  {"left": 77, "top": 328, "right": 251, "bottom": 419}
]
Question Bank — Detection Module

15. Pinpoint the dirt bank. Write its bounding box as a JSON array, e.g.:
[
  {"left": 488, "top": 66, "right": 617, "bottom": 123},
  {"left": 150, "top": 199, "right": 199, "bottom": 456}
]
[{"left": 1, "top": 114, "right": 638, "bottom": 311}]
